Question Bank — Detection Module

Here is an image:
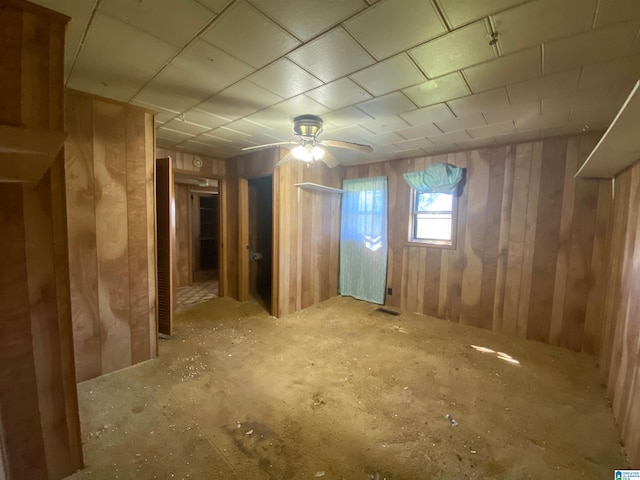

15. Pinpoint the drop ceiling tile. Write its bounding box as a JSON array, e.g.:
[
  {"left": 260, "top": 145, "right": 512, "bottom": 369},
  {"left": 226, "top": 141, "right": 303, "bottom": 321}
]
[
  {"left": 175, "top": 139, "right": 221, "bottom": 157},
  {"left": 508, "top": 69, "right": 581, "bottom": 105},
  {"left": 467, "top": 121, "right": 515, "bottom": 139},
  {"left": 272, "top": 95, "right": 329, "bottom": 118},
  {"left": 207, "top": 126, "right": 259, "bottom": 147},
  {"left": 402, "top": 72, "right": 470, "bottom": 108},
  {"left": 180, "top": 109, "right": 230, "bottom": 129},
  {"left": 248, "top": 0, "right": 365, "bottom": 41},
  {"left": 305, "top": 79, "right": 372, "bottom": 110},
  {"left": 197, "top": 132, "right": 234, "bottom": 146},
  {"left": 435, "top": 113, "right": 487, "bottom": 132},
  {"left": 223, "top": 119, "right": 275, "bottom": 135},
  {"left": 447, "top": 88, "right": 509, "bottom": 116},
  {"left": 539, "top": 124, "right": 594, "bottom": 138},
  {"left": 396, "top": 123, "right": 443, "bottom": 139},
  {"left": 579, "top": 55, "right": 640, "bottom": 91},
  {"left": 400, "top": 103, "right": 455, "bottom": 126},
  {"left": 130, "top": 98, "right": 180, "bottom": 118},
  {"left": 595, "top": 0, "right": 640, "bottom": 28},
  {"left": 173, "top": 39, "right": 254, "bottom": 90},
  {"left": 437, "top": 0, "right": 528, "bottom": 29},
  {"left": 456, "top": 137, "right": 497, "bottom": 150},
  {"left": 196, "top": 80, "right": 283, "bottom": 121},
  {"left": 344, "top": 0, "right": 446, "bottom": 60},
  {"left": 515, "top": 110, "right": 569, "bottom": 131},
  {"left": 494, "top": 0, "right": 597, "bottom": 54},
  {"left": 350, "top": 54, "right": 425, "bottom": 96},
  {"left": 494, "top": 129, "right": 541, "bottom": 144},
  {"left": 100, "top": 0, "right": 215, "bottom": 48},
  {"left": 244, "top": 106, "right": 292, "bottom": 130},
  {"left": 394, "top": 137, "right": 436, "bottom": 150},
  {"left": 357, "top": 92, "right": 416, "bottom": 118},
  {"left": 409, "top": 21, "right": 496, "bottom": 78},
  {"left": 157, "top": 126, "right": 195, "bottom": 143},
  {"left": 463, "top": 46, "right": 541, "bottom": 93},
  {"left": 606, "top": 80, "right": 640, "bottom": 111},
  {"left": 362, "top": 131, "right": 407, "bottom": 146},
  {"left": 541, "top": 88, "right": 609, "bottom": 115},
  {"left": 163, "top": 118, "right": 211, "bottom": 135},
  {"left": 427, "top": 130, "right": 472, "bottom": 145},
  {"left": 544, "top": 22, "right": 640, "bottom": 74},
  {"left": 195, "top": 0, "right": 232, "bottom": 14},
  {"left": 323, "top": 107, "right": 372, "bottom": 127},
  {"left": 29, "top": 0, "right": 96, "bottom": 79},
  {"left": 201, "top": 1, "right": 299, "bottom": 68},
  {"left": 361, "top": 115, "right": 411, "bottom": 134},
  {"left": 67, "top": 13, "right": 177, "bottom": 101},
  {"left": 568, "top": 103, "right": 619, "bottom": 125},
  {"left": 287, "top": 28, "right": 375, "bottom": 83},
  {"left": 247, "top": 59, "right": 323, "bottom": 98},
  {"left": 481, "top": 101, "right": 540, "bottom": 124},
  {"left": 322, "top": 124, "right": 372, "bottom": 142}
]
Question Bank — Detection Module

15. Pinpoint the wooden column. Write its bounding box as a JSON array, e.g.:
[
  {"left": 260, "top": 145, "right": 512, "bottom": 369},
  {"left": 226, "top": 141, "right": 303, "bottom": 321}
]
[{"left": 0, "top": 2, "right": 82, "bottom": 479}]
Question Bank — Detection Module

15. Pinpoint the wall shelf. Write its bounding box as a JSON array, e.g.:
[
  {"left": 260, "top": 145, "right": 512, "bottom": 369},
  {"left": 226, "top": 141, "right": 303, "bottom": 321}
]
[
  {"left": 575, "top": 80, "right": 640, "bottom": 179},
  {"left": 295, "top": 182, "right": 344, "bottom": 194}
]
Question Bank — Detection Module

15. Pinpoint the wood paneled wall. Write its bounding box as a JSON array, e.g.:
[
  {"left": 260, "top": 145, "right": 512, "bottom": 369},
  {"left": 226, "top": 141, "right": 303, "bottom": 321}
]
[
  {"left": 276, "top": 151, "right": 343, "bottom": 316},
  {"left": 156, "top": 147, "right": 226, "bottom": 177},
  {"left": 65, "top": 89, "right": 157, "bottom": 382},
  {"left": 346, "top": 135, "right": 611, "bottom": 353},
  {"left": 598, "top": 160, "right": 640, "bottom": 467},
  {"left": 174, "top": 183, "right": 191, "bottom": 288}
]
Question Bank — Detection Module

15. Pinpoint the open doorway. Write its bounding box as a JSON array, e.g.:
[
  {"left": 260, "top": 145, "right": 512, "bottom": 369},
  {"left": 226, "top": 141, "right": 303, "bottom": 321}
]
[{"left": 248, "top": 176, "right": 273, "bottom": 311}]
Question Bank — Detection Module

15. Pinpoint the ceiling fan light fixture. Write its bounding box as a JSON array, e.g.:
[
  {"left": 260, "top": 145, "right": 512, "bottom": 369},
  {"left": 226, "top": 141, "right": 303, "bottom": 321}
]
[
  {"left": 292, "top": 143, "right": 325, "bottom": 163},
  {"left": 311, "top": 145, "right": 325, "bottom": 160}
]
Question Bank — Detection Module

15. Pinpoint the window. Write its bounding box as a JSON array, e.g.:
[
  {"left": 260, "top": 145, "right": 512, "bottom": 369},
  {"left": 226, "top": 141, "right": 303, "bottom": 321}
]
[{"left": 409, "top": 190, "right": 457, "bottom": 247}]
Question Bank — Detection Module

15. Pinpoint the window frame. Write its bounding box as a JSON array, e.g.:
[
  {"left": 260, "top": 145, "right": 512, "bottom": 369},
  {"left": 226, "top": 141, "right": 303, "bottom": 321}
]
[{"left": 407, "top": 188, "right": 459, "bottom": 249}]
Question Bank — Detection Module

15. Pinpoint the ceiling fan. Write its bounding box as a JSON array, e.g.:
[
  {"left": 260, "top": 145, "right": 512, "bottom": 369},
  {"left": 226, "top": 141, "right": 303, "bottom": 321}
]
[{"left": 241, "top": 114, "right": 373, "bottom": 167}]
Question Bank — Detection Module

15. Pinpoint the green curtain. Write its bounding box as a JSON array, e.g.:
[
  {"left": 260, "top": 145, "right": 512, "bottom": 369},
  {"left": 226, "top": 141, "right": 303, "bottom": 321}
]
[
  {"left": 403, "top": 163, "right": 464, "bottom": 193},
  {"left": 339, "top": 176, "right": 388, "bottom": 304}
]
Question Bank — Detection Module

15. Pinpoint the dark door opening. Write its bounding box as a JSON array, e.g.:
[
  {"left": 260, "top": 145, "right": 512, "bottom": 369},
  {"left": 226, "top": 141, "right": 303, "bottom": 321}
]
[{"left": 248, "top": 176, "right": 273, "bottom": 311}]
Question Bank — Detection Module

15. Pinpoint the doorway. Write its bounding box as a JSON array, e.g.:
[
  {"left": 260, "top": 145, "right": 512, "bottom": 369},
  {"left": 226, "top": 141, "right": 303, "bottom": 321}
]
[{"left": 247, "top": 176, "right": 273, "bottom": 311}]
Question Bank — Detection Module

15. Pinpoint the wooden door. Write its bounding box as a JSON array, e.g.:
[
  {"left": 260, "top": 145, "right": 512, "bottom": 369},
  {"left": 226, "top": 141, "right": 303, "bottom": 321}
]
[
  {"left": 238, "top": 177, "right": 249, "bottom": 301},
  {"left": 156, "top": 158, "right": 174, "bottom": 335}
]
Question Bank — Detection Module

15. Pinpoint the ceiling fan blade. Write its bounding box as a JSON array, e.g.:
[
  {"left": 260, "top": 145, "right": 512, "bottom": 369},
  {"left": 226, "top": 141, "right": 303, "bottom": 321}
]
[
  {"left": 242, "top": 141, "right": 298, "bottom": 151},
  {"left": 320, "top": 148, "right": 339, "bottom": 168},
  {"left": 320, "top": 139, "right": 373, "bottom": 153},
  {"left": 276, "top": 150, "right": 296, "bottom": 167}
]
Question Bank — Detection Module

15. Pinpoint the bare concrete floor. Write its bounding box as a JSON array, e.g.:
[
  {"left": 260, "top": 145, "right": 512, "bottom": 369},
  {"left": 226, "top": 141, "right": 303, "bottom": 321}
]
[{"left": 64, "top": 296, "right": 627, "bottom": 479}]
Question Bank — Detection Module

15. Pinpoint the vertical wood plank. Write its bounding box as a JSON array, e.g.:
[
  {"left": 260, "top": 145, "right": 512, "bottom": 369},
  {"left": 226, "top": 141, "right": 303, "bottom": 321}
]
[{"left": 146, "top": 114, "right": 157, "bottom": 358}]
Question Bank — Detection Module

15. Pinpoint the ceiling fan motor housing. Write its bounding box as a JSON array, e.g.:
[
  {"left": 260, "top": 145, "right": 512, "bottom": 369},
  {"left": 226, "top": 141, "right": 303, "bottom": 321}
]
[{"left": 293, "top": 114, "right": 323, "bottom": 140}]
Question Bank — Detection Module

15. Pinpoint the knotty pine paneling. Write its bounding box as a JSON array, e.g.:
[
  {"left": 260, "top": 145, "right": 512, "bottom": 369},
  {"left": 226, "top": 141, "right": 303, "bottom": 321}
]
[
  {"left": 599, "top": 159, "right": 640, "bottom": 468},
  {"left": 345, "top": 135, "right": 611, "bottom": 353},
  {"left": 65, "top": 89, "right": 156, "bottom": 382}
]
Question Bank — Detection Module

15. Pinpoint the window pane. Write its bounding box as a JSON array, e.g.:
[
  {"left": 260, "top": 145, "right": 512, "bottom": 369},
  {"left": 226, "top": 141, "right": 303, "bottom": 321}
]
[
  {"left": 415, "top": 213, "right": 452, "bottom": 240},
  {"left": 416, "top": 192, "right": 453, "bottom": 212}
]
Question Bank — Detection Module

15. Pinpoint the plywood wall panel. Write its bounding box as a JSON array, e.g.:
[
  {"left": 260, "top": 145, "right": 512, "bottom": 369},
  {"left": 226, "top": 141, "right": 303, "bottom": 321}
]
[
  {"left": 65, "top": 90, "right": 156, "bottom": 382},
  {"left": 346, "top": 134, "right": 609, "bottom": 353},
  {"left": 156, "top": 148, "right": 226, "bottom": 178},
  {"left": 173, "top": 184, "right": 191, "bottom": 288}
]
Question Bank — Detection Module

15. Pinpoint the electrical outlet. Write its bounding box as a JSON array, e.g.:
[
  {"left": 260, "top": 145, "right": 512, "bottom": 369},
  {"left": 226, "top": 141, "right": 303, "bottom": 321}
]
[{"left": 387, "top": 287, "right": 392, "bottom": 295}]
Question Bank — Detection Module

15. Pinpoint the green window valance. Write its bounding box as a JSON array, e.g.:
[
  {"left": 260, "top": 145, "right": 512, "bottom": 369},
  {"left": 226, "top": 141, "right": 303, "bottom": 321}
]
[{"left": 403, "top": 163, "right": 464, "bottom": 193}]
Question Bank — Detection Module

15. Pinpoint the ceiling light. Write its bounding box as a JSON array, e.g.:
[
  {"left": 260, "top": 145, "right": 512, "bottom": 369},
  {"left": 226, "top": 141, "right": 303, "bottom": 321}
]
[{"left": 292, "top": 143, "right": 325, "bottom": 163}]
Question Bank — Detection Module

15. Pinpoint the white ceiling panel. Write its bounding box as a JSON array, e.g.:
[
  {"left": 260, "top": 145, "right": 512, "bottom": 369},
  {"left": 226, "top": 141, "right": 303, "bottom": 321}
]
[
  {"left": 162, "top": 118, "right": 211, "bottom": 135},
  {"left": 195, "top": 0, "right": 232, "bottom": 14},
  {"left": 288, "top": 28, "right": 375, "bottom": 83},
  {"left": 427, "top": 130, "right": 472, "bottom": 145},
  {"left": 463, "top": 46, "right": 541, "bottom": 93},
  {"left": 197, "top": 80, "right": 283, "bottom": 121},
  {"left": 180, "top": 109, "right": 231, "bottom": 129},
  {"left": 544, "top": 22, "right": 640, "bottom": 74},
  {"left": 248, "top": 0, "right": 366, "bottom": 41},
  {"left": 410, "top": 21, "right": 496, "bottom": 78},
  {"left": 67, "top": 13, "right": 177, "bottom": 101},
  {"left": 507, "top": 69, "right": 581, "bottom": 105},
  {"left": 467, "top": 121, "right": 515, "bottom": 139},
  {"left": 323, "top": 107, "right": 373, "bottom": 128},
  {"left": 305, "top": 79, "right": 372, "bottom": 110},
  {"left": 397, "top": 123, "right": 443, "bottom": 139},
  {"left": 515, "top": 110, "right": 569, "bottom": 131},
  {"left": 100, "top": 0, "right": 215, "bottom": 48},
  {"left": 400, "top": 104, "right": 456, "bottom": 126},
  {"left": 579, "top": 55, "right": 640, "bottom": 92},
  {"left": 344, "top": 0, "right": 446, "bottom": 60},
  {"left": 447, "top": 88, "right": 510, "bottom": 116},
  {"left": 437, "top": 0, "right": 528, "bottom": 29},
  {"left": 494, "top": 0, "right": 597, "bottom": 54},
  {"left": 435, "top": 113, "right": 487, "bottom": 133},
  {"left": 541, "top": 88, "right": 609, "bottom": 116},
  {"left": 494, "top": 129, "right": 541, "bottom": 144},
  {"left": 394, "top": 137, "right": 435, "bottom": 150},
  {"left": 595, "top": 0, "right": 640, "bottom": 28},
  {"left": 201, "top": 1, "right": 299, "bottom": 68},
  {"left": 361, "top": 115, "right": 411, "bottom": 134},
  {"left": 247, "top": 59, "right": 322, "bottom": 98},
  {"left": 157, "top": 126, "right": 195, "bottom": 143},
  {"left": 350, "top": 54, "right": 425, "bottom": 96},
  {"left": 323, "top": 124, "right": 372, "bottom": 142},
  {"left": 357, "top": 92, "right": 416, "bottom": 118},
  {"left": 482, "top": 101, "right": 539, "bottom": 124},
  {"left": 362, "top": 131, "right": 407, "bottom": 146},
  {"left": 402, "top": 72, "right": 470, "bottom": 108}
]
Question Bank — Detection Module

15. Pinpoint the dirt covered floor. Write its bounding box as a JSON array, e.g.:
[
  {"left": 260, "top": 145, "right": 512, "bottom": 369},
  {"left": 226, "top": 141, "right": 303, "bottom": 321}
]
[{"left": 64, "top": 296, "right": 628, "bottom": 479}]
